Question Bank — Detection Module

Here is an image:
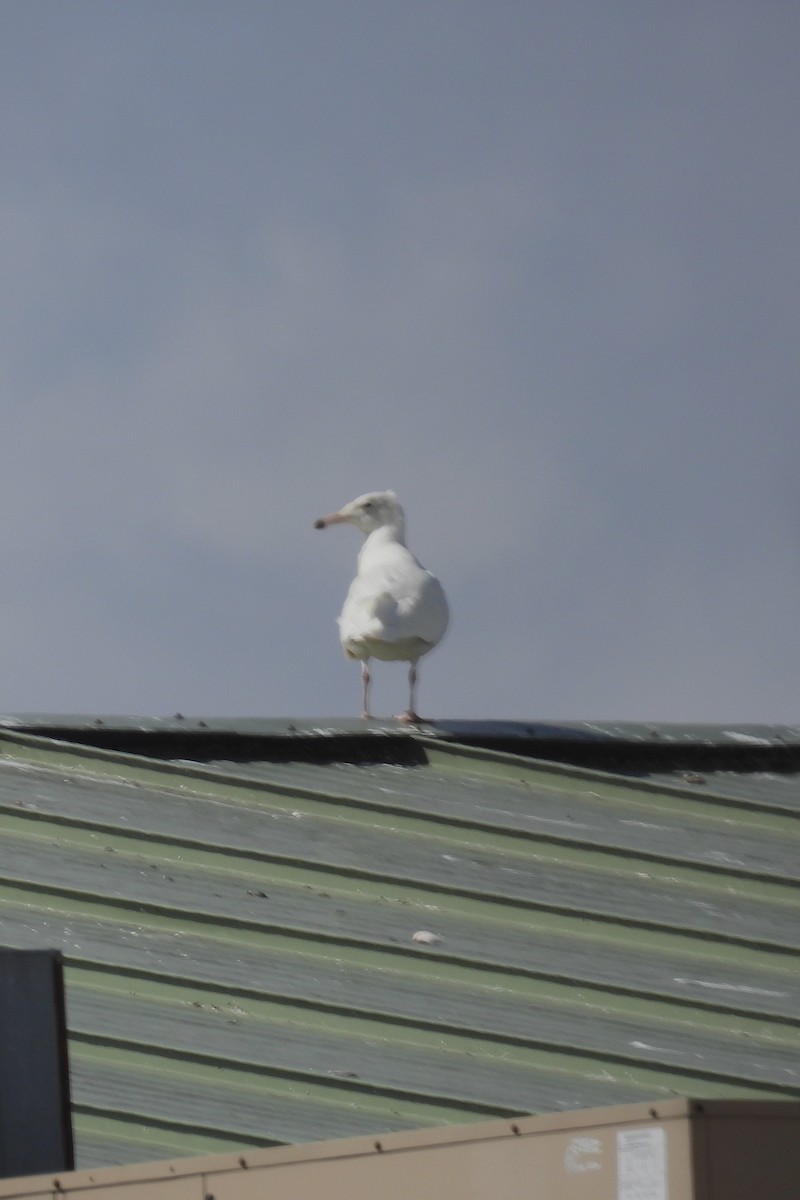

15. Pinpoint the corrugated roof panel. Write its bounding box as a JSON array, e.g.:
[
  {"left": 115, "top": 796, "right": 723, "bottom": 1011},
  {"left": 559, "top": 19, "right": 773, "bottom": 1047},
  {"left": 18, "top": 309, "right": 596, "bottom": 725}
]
[
  {"left": 196, "top": 750, "right": 800, "bottom": 867},
  {"left": 0, "top": 725, "right": 798, "bottom": 1171},
  {"left": 635, "top": 768, "right": 800, "bottom": 810}
]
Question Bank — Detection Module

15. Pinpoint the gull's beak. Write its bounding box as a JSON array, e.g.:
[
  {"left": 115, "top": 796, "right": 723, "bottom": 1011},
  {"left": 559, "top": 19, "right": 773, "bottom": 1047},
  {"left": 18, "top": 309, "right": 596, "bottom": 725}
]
[{"left": 313, "top": 511, "right": 347, "bottom": 529}]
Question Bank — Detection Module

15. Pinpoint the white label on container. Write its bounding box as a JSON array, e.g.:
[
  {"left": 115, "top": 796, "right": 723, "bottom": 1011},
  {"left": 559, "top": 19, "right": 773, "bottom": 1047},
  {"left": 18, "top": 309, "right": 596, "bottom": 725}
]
[{"left": 617, "top": 1127, "right": 667, "bottom": 1200}]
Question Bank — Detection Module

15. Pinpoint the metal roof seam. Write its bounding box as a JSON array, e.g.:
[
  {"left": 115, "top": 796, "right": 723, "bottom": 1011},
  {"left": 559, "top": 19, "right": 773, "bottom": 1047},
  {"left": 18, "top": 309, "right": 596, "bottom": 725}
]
[
  {"left": 4, "top": 792, "right": 796, "bottom": 892},
  {"left": 65, "top": 1022, "right": 800, "bottom": 1101},
  {"left": 65, "top": 998, "right": 800, "bottom": 1087},
  {"left": 69, "top": 1031, "right": 524, "bottom": 1115},
  {"left": 62, "top": 956, "right": 800, "bottom": 1034},
  {"left": 69, "top": 1102, "right": 284, "bottom": 1147},
  {"left": 4, "top": 864, "right": 797, "bottom": 958},
  {"left": 421, "top": 739, "right": 800, "bottom": 818}
]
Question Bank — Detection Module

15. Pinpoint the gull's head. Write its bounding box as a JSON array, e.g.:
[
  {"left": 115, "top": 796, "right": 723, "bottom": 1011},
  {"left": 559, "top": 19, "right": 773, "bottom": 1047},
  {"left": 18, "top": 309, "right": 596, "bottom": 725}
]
[{"left": 314, "top": 490, "right": 405, "bottom": 536}]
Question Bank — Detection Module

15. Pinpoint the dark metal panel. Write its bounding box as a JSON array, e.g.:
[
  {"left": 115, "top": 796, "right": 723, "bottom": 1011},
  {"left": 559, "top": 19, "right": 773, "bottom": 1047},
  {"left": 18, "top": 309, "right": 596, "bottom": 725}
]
[{"left": 0, "top": 950, "right": 74, "bottom": 1178}]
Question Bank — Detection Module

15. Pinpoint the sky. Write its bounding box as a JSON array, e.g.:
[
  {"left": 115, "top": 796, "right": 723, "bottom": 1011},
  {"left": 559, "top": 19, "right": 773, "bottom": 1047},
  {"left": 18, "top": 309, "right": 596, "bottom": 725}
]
[{"left": 1, "top": 1, "right": 798, "bottom": 724}]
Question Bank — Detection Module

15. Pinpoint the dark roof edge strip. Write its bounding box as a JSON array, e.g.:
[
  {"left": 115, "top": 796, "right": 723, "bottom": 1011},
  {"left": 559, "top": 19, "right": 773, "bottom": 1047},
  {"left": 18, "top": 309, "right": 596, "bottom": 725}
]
[
  {"left": 0, "top": 723, "right": 429, "bottom": 767},
  {"left": 2, "top": 714, "right": 800, "bottom": 766},
  {"left": 3, "top": 714, "right": 799, "bottom": 742}
]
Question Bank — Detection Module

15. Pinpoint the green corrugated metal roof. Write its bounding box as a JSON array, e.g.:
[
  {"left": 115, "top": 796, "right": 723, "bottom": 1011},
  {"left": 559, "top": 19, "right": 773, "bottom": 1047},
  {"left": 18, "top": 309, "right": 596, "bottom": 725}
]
[{"left": 0, "top": 718, "right": 798, "bottom": 1170}]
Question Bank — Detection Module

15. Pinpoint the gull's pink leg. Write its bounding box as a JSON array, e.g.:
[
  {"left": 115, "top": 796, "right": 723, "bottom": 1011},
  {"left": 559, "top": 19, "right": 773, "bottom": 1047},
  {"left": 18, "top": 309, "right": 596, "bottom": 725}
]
[
  {"left": 396, "top": 663, "right": 422, "bottom": 724},
  {"left": 361, "top": 661, "right": 372, "bottom": 719}
]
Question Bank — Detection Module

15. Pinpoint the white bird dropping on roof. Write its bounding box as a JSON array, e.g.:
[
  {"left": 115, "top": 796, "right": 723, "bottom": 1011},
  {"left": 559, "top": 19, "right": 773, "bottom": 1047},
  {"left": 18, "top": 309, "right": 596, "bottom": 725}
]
[{"left": 314, "top": 490, "right": 449, "bottom": 723}]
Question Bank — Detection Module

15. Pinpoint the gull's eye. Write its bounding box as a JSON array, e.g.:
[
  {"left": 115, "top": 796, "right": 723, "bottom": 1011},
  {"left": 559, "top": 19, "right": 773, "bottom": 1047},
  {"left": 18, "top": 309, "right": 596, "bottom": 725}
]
[{"left": 363, "top": 501, "right": 373, "bottom": 509}]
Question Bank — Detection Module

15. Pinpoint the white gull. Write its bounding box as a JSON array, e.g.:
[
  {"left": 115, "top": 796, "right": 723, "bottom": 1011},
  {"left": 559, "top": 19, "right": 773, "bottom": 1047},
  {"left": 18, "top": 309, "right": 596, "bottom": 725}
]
[{"left": 314, "top": 490, "right": 449, "bottom": 723}]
